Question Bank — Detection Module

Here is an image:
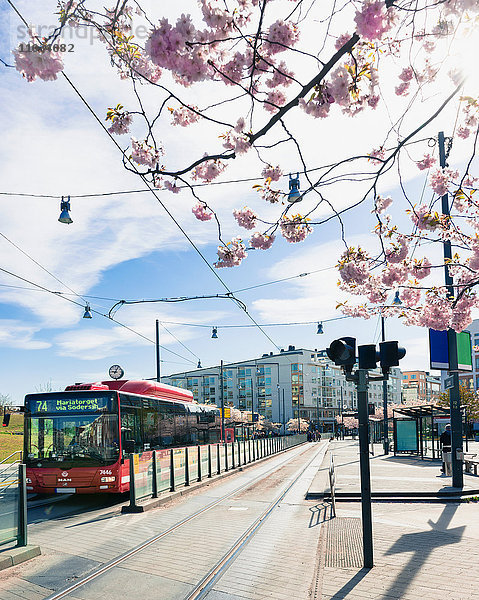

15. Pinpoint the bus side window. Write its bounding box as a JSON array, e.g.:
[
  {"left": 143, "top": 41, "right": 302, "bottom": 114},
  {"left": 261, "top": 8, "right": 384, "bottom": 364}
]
[
  {"left": 121, "top": 407, "right": 142, "bottom": 454},
  {"left": 159, "top": 401, "right": 175, "bottom": 447},
  {"left": 175, "top": 404, "right": 188, "bottom": 446},
  {"left": 143, "top": 403, "right": 160, "bottom": 449}
]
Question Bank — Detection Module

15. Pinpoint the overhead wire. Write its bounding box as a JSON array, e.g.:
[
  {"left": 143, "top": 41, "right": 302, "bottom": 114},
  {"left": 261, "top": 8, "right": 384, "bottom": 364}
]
[
  {"left": 4, "top": 0, "right": 287, "bottom": 354},
  {"left": 0, "top": 230, "right": 90, "bottom": 305},
  {"left": 0, "top": 265, "right": 196, "bottom": 365}
]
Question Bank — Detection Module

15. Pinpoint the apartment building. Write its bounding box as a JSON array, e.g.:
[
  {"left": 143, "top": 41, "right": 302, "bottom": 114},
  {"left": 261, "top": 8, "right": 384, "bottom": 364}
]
[
  {"left": 402, "top": 371, "right": 441, "bottom": 404},
  {"left": 162, "top": 346, "right": 402, "bottom": 430}
]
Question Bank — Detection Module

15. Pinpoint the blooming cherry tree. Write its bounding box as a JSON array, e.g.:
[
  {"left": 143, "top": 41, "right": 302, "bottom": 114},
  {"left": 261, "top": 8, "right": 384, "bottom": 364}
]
[{"left": 12, "top": 0, "right": 479, "bottom": 331}]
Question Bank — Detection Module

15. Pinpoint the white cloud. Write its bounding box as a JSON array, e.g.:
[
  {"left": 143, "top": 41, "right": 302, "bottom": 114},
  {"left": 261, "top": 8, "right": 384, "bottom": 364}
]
[{"left": 0, "top": 320, "right": 51, "bottom": 350}]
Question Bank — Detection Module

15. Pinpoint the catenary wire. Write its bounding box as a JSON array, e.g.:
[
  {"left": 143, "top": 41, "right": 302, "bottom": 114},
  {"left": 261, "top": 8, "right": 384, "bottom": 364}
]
[
  {"left": 5, "top": 0, "right": 283, "bottom": 354},
  {"left": 0, "top": 230, "right": 90, "bottom": 305},
  {"left": 0, "top": 265, "right": 195, "bottom": 365}
]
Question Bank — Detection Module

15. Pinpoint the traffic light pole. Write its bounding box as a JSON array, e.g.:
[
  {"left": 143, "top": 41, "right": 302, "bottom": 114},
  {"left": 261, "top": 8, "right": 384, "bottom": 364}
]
[{"left": 348, "top": 369, "right": 374, "bottom": 568}]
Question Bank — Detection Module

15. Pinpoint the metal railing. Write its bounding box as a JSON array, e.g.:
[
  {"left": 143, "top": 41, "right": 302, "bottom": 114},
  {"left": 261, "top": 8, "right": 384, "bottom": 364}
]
[
  {"left": 329, "top": 454, "right": 336, "bottom": 518},
  {"left": 127, "top": 434, "right": 307, "bottom": 510},
  {"left": 0, "top": 463, "right": 27, "bottom": 548}
]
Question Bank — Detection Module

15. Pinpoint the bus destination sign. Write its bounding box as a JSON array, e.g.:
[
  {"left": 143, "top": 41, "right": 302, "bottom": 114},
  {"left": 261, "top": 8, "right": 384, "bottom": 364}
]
[{"left": 26, "top": 396, "right": 113, "bottom": 414}]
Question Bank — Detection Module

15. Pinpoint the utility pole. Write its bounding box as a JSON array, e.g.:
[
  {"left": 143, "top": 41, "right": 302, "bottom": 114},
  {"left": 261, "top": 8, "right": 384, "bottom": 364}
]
[
  {"left": 282, "top": 389, "right": 285, "bottom": 434},
  {"left": 155, "top": 319, "right": 161, "bottom": 382},
  {"left": 438, "top": 131, "right": 464, "bottom": 489},
  {"left": 381, "top": 316, "right": 389, "bottom": 454}
]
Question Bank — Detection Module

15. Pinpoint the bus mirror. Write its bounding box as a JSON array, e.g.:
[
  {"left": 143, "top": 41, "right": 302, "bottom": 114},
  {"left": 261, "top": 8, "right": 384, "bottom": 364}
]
[{"left": 123, "top": 439, "right": 135, "bottom": 454}]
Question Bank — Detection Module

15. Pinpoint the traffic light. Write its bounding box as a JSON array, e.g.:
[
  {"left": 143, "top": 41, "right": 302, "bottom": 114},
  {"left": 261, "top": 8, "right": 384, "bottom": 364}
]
[
  {"left": 2, "top": 412, "right": 10, "bottom": 427},
  {"left": 326, "top": 337, "right": 356, "bottom": 370},
  {"left": 368, "top": 403, "right": 375, "bottom": 415},
  {"left": 252, "top": 413, "right": 259, "bottom": 422},
  {"left": 379, "top": 341, "right": 406, "bottom": 370},
  {"left": 358, "top": 344, "right": 379, "bottom": 370}
]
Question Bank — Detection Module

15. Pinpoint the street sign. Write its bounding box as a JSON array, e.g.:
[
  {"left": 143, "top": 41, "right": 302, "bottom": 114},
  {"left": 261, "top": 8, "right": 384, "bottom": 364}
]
[
  {"left": 444, "top": 376, "right": 454, "bottom": 390},
  {"left": 429, "top": 329, "right": 472, "bottom": 371}
]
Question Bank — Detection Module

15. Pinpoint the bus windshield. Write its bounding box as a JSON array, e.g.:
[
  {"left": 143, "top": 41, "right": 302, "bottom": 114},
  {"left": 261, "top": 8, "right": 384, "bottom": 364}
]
[{"left": 26, "top": 413, "right": 120, "bottom": 467}]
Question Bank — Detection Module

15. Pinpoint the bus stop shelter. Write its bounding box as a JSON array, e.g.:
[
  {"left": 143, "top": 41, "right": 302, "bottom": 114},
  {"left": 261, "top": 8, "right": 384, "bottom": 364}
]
[{"left": 392, "top": 404, "right": 453, "bottom": 459}]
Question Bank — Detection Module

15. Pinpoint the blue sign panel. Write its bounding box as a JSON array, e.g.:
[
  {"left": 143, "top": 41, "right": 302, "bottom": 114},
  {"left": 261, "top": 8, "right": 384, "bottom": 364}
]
[{"left": 429, "top": 329, "right": 449, "bottom": 370}]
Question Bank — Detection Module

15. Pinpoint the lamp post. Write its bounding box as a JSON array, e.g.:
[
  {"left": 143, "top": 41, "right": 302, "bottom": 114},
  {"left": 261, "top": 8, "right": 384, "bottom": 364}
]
[
  {"left": 438, "top": 130, "right": 464, "bottom": 489},
  {"left": 155, "top": 319, "right": 161, "bottom": 382},
  {"left": 381, "top": 316, "right": 388, "bottom": 454}
]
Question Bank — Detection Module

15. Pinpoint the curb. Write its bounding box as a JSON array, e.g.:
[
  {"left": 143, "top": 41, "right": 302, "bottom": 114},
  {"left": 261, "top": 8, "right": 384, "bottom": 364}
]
[{"left": 0, "top": 545, "right": 41, "bottom": 572}]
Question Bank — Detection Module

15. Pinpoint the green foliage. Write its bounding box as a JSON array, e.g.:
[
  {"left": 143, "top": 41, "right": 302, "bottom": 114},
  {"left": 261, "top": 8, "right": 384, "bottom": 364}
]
[{"left": 438, "top": 384, "right": 479, "bottom": 420}]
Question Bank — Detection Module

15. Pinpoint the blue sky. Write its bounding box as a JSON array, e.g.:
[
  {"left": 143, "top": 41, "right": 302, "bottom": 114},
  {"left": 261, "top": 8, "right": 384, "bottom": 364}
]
[{"left": 1, "top": 0, "right": 475, "bottom": 404}]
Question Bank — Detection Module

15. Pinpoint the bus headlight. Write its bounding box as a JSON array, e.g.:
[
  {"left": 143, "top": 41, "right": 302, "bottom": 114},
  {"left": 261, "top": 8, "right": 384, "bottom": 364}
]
[{"left": 100, "top": 476, "right": 116, "bottom": 483}]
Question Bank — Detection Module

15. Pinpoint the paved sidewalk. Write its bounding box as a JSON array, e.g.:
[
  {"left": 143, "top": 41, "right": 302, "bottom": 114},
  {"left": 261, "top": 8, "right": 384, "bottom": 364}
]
[
  {"left": 308, "top": 440, "right": 479, "bottom": 499},
  {"left": 311, "top": 440, "right": 479, "bottom": 600},
  {"left": 1, "top": 441, "right": 478, "bottom": 600}
]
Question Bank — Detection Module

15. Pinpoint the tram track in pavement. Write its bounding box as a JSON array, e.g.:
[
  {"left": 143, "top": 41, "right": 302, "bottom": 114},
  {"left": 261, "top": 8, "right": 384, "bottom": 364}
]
[
  {"left": 184, "top": 441, "right": 327, "bottom": 600},
  {"left": 41, "top": 441, "right": 326, "bottom": 600}
]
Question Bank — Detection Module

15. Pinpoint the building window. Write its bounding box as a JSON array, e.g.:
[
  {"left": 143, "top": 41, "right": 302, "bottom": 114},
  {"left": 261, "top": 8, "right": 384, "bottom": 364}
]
[{"left": 411, "top": 374, "right": 417, "bottom": 379}]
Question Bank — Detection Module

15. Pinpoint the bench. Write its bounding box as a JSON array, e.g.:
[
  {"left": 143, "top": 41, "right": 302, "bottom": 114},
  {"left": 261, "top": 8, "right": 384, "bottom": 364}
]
[{"left": 463, "top": 453, "right": 479, "bottom": 475}]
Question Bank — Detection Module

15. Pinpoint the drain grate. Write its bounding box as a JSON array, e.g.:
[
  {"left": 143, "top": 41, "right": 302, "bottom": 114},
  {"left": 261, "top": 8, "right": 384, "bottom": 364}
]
[{"left": 323, "top": 517, "right": 363, "bottom": 568}]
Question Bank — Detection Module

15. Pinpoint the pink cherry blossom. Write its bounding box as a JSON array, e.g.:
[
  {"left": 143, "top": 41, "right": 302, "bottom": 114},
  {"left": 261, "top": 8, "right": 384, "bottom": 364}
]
[
  {"left": 374, "top": 195, "right": 393, "bottom": 214},
  {"left": 266, "top": 20, "right": 299, "bottom": 54},
  {"left": 249, "top": 232, "right": 275, "bottom": 250},
  {"left": 170, "top": 106, "right": 200, "bottom": 127},
  {"left": 409, "top": 206, "right": 440, "bottom": 231},
  {"left": 385, "top": 238, "right": 408, "bottom": 263},
  {"left": 107, "top": 108, "right": 132, "bottom": 135},
  {"left": 192, "top": 203, "right": 213, "bottom": 221},
  {"left": 369, "top": 147, "right": 385, "bottom": 164},
  {"left": 401, "top": 287, "right": 421, "bottom": 306},
  {"left": 193, "top": 158, "right": 226, "bottom": 182},
  {"left": 233, "top": 207, "right": 257, "bottom": 230},
  {"left": 429, "top": 168, "right": 458, "bottom": 196},
  {"left": 264, "top": 90, "right": 287, "bottom": 113},
  {"left": 131, "top": 138, "right": 162, "bottom": 169},
  {"left": 338, "top": 248, "right": 370, "bottom": 285},
  {"left": 164, "top": 180, "right": 180, "bottom": 193},
  {"left": 265, "top": 61, "right": 294, "bottom": 88},
  {"left": 416, "top": 154, "right": 436, "bottom": 170},
  {"left": 14, "top": 34, "right": 64, "bottom": 82},
  {"left": 457, "top": 127, "right": 471, "bottom": 139},
  {"left": 354, "top": 1, "right": 394, "bottom": 42},
  {"left": 280, "top": 215, "right": 313, "bottom": 243},
  {"left": 399, "top": 67, "right": 414, "bottom": 82},
  {"left": 412, "top": 257, "right": 432, "bottom": 279},
  {"left": 395, "top": 81, "right": 410, "bottom": 96},
  {"left": 261, "top": 165, "right": 283, "bottom": 182},
  {"left": 335, "top": 33, "right": 352, "bottom": 51},
  {"left": 214, "top": 238, "right": 247, "bottom": 268}
]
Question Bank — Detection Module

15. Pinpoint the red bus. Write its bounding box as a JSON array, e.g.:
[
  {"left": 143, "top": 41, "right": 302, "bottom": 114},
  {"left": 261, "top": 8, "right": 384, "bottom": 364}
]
[{"left": 23, "top": 379, "right": 221, "bottom": 494}]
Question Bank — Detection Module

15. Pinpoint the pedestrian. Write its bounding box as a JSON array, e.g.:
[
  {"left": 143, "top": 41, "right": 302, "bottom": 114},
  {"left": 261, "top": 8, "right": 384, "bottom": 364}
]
[
  {"left": 317, "top": 431, "right": 321, "bottom": 442},
  {"left": 439, "top": 424, "right": 452, "bottom": 475}
]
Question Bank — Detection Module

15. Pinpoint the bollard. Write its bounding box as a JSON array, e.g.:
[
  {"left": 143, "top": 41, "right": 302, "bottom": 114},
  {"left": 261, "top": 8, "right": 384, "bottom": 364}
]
[
  {"left": 225, "top": 443, "right": 229, "bottom": 471},
  {"left": 185, "top": 447, "right": 190, "bottom": 486},
  {"left": 197, "top": 445, "right": 202, "bottom": 482},
  {"left": 217, "top": 443, "right": 221, "bottom": 475},
  {"left": 128, "top": 454, "right": 137, "bottom": 510},
  {"left": 244, "top": 439, "right": 247, "bottom": 464},
  {"left": 152, "top": 451, "right": 159, "bottom": 498},
  {"left": 237, "top": 440, "right": 241, "bottom": 467},
  {"left": 18, "top": 464, "right": 27, "bottom": 547},
  {"left": 208, "top": 444, "right": 212, "bottom": 478},
  {"left": 170, "top": 448, "right": 176, "bottom": 492},
  {"left": 232, "top": 441, "right": 235, "bottom": 469}
]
